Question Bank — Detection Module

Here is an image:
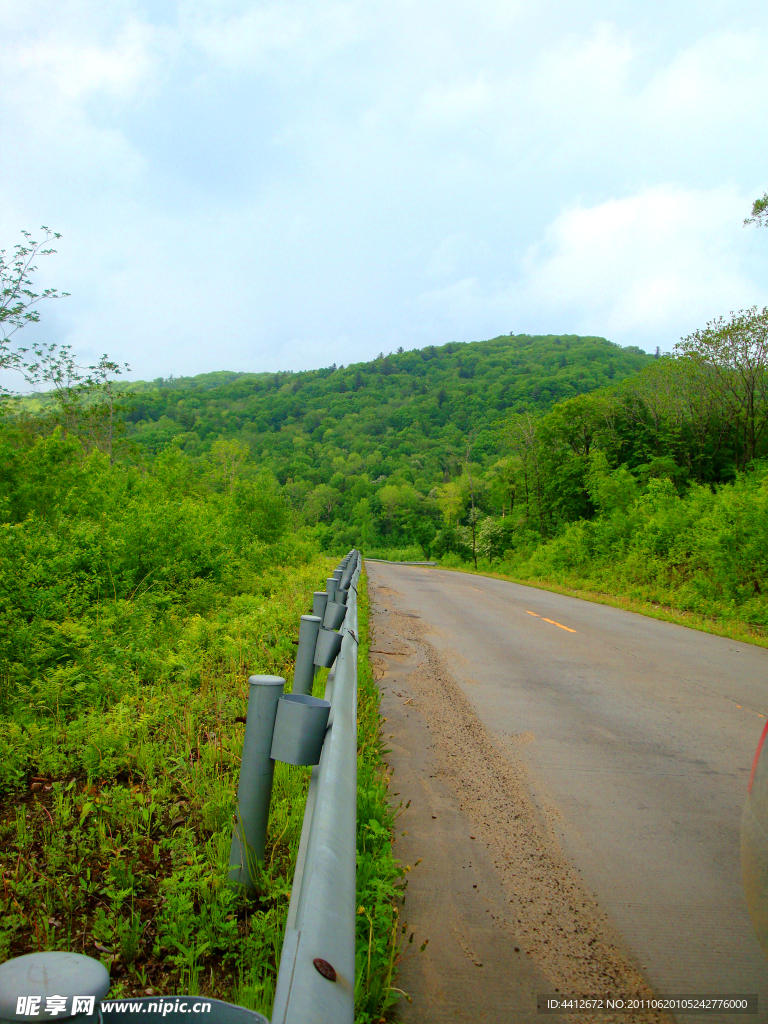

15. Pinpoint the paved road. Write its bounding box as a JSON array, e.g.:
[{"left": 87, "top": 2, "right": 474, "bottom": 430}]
[{"left": 367, "top": 562, "right": 768, "bottom": 1018}]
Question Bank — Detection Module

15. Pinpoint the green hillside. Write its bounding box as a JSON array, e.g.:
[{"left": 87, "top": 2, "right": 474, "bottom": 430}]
[
  {"left": 5, "top": 309, "right": 768, "bottom": 634},
  {"left": 121, "top": 334, "right": 650, "bottom": 542},
  {"left": 126, "top": 334, "right": 650, "bottom": 465}
]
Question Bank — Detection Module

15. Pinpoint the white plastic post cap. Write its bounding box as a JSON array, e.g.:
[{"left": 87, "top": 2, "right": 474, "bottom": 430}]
[{"left": 0, "top": 953, "right": 110, "bottom": 1023}]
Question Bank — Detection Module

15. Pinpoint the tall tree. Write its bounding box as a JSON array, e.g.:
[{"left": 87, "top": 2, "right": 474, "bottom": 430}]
[
  {"left": 676, "top": 307, "right": 768, "bottom": 467},
  {"left": 24, "top": 343, "right": 131, "bottom": 461},
  {"left": 465, "top": 430, "right": 478, "bottom": 569},
  {"left": 1, "top": 227, "right": 68, "bottom": 389},
  {"left": 503, "top": 411, "right": 546, "bottom": 535}
]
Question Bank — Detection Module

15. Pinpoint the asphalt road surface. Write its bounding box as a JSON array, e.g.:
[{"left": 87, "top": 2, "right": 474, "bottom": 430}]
[{"left": 366, "top": 562, "right": 768, "bottom": 1023}]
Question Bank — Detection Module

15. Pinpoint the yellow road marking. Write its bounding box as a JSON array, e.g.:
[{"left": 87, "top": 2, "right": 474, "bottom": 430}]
[
  {"left": 542, "top": 617, "right": 577, "bottom": 633},
  {"left": 731, "top": 702, "right": 768, "bottom": 718},
  {"left": 526, "top": 610, "right": 576, "bottom": 632}
]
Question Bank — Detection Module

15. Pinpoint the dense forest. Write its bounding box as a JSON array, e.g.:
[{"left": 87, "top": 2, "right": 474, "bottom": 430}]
[
  {"left": 8, "top": 304, "right": 768, "bottom": 635},
  {"left": 36, "top": 332, "right": 653, "bottom": 552}
]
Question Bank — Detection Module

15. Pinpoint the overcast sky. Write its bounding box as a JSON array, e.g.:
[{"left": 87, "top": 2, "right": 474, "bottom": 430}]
[{"left": 2, "top": 0, "right": 767, "bottom": 381}]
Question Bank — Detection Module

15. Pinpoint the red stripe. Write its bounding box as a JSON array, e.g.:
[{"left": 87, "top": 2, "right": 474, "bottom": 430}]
[{"left": 748, "top": 720, "right": 768, "bottom": 794}]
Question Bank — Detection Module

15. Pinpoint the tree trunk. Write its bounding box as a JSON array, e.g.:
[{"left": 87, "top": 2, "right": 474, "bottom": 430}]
[{"left": 466, "top": 433, "right": 478, "bottom": 570}]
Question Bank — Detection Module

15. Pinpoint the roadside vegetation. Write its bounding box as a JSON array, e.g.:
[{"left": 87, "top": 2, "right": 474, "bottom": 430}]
[
  {"left": 86, "top": 302, "right": 768, "bottom": 642},
  {"left": 0, "top": 418, "right": 325, "bottom": 1007},
  {"left": 0, "top": 427, "right": 403, "bottom": 1020},
  {"left": 428, "top": 309, "right": 768, "bottom": 641},
  {"left": 0, "top": 234, "right": 402, "bottom": 1017},
  {"left": 355, "top": 568, "right": 405, "bottom": 1021}
]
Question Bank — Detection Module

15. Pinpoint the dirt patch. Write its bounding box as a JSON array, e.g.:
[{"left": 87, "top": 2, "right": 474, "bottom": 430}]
[{"left": 370, "top": 576, "right": 668, "bottom": 1024}]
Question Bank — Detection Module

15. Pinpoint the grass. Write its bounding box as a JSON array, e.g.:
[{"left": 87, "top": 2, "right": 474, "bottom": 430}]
[
  {"left": 0, "top": 555, "right": 328, "bottom": 1013},
  {"left": 354, "top": 565, "right": 407, "bottom": 1023},
  {"left": 0, "top": 553, "right": 406, "bottom": 1023}
]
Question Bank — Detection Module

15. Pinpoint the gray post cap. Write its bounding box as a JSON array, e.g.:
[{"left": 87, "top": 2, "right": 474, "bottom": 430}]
[
  {"left": 0, "top": 953, "right": 110, "bottom": 1023},
  {"left": 247, "top": 674, "right": 286, "bottom": 687}
]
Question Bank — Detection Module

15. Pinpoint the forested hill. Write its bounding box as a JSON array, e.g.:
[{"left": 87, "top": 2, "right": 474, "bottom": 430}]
[
  {"left": 7, "top": 314, "right": 768, "bottom": 637},
  {"left": 125, "top": 333, "right": 651, "bottom": 475}
]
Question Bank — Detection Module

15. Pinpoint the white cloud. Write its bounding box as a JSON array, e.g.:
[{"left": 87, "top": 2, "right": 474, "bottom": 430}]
[
  {"left": 416, "top": 185, "right": 768, "bottom": 350},
  {"left": 9, "top": 21, "right": 158, "bottom": 102},
  {"left": 533, "top": 21, "right": 634, "bottom": 118},
  {"left": 640, "top": 30, "right": 767, "bottom": 129},
  {"left": 181, "top": 0, "right": 363, "bottom": 75},
  {"left": 416, "top": 75, "right": 493, "bottom": 130},
  {"left": 520, "top": 186, "right": 759, "bottom": 331}
]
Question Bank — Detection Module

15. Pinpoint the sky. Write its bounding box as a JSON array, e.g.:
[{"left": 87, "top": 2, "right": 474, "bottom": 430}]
[{"left": 2, "top": 0, "right": 768, "bottom": 382}]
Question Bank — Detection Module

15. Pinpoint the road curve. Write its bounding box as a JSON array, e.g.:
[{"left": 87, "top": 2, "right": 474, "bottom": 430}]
[{"left": 367, "top": 562, "right": 768, "bottom": 1019}]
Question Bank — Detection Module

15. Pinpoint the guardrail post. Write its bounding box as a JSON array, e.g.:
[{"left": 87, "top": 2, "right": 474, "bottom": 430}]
[
  {"left": 293, "top": 615, "right": 323, "bottom": 697},
  {"left": 325, "top": 577, "right": 338, "bottom": 603},
  {"left": 229, "top": 675, "right": 285, "bottom": 893},
  {"left": 0, "top": 952, "right": 110, "bottom": 1024},
  {"left": 312, "top": 591, "right": 328, "bottom": 618},
  {"left": 0, "top": 953, "right": 274, "bottom": 1024}
]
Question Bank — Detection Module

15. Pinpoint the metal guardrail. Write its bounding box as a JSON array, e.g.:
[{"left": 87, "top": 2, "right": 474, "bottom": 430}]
[
  {"left": 271, "top": 551, "right": 360, "bottom": 1024},
  {"left": 0, "top": 551, "right": 362, "bottom": 1024}
]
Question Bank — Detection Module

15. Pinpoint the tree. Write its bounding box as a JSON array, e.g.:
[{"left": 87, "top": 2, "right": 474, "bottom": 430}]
[
  {"left": 486, "top": 458, "right": 517, "bottom": 517},
  {"left": 210, "top": 437, "right": 250, "bottom": 493},
  {"left": 1, "top": 227, "right": 69, "bottom": 388},
  {"left": 24, "top": 343, "right": 131, "bottom": 462},
  {"left": 232, "top": 472, "right": 288, "bottom": 543},
  {"left": 86, "top": 354, "right": 132, "bottom": 463},
  {"left": 377, "top": 482, "right": 421, "bottom": 537},
  {"left": 435, "top": 479, "right": 466, "bottom": 527},
  {"left": 304, "top": 483, "right": 341, "bottom": 523},
  {"left": 502, "top": 410, "right": 546, "bottom": 535},
  {"left": 352, "top": 496, "right": 375, "bottom": 545},
  {"left": 745, "top": 193, "right": 768, "bottom": 228},
  {"left": 465, "top": 431, "right": 479, "bottom": 569},
  {"left": 676, "top": 307, "right": 768, "bottom": 467},
  {"left": 477, "top": 515, "right": 505, "bottom": 563}
]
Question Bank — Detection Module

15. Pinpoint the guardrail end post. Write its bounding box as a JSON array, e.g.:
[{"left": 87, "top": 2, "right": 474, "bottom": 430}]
[{"left": 0, "top": 952, "right": 110, "bottom": 1023}]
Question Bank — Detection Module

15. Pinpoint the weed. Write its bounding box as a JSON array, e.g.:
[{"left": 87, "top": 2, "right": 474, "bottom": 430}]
[{"left": 354, "top": 568, "right": 405, "bottom": 1022}]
